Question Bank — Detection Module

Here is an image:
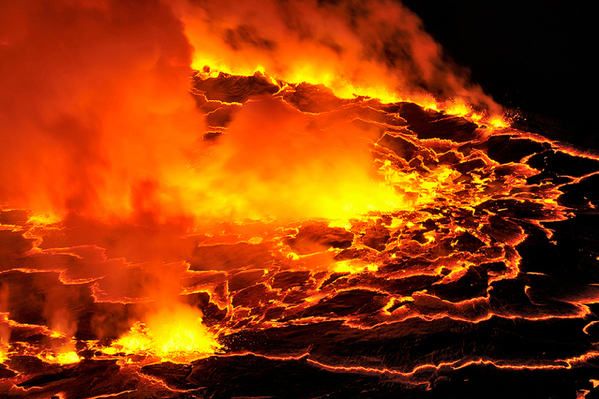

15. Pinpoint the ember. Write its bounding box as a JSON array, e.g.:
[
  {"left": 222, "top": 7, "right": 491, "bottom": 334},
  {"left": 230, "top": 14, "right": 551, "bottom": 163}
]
[{"left": 1, "top": 0, "right": 597, "bottom": 398}]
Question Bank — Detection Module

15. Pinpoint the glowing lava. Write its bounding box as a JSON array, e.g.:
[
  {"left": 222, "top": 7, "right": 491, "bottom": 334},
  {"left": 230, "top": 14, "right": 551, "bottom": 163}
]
[
  {"left": 0, "top": 1, "right": 598, "bottom": 398},
  {"left": 109, "top": 305, "right": 222, "bottom": 362}
]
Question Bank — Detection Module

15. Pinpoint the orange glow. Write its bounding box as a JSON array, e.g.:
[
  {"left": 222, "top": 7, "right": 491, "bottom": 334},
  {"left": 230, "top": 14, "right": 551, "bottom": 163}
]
[
  {"left": 162, "top": 95, "right": 407, "bottom": 221},
  {"left": 333, "top": 260, "right": 378, "bottom": 274},
  {"left": 444, "top": 99, "right": 472, "bottom": 117},
  {"left": 27, "top": 212, "right": 63, "bottom": 226},
  {"left": 488, "top": 115, "right": 510, "bottom": 129},
  {"left": 180, "top": 0, "right": 502, "bottom": 117},
  {"left": 42, "top": 350, "right": 81, "bottom": 365},
  {"left": 111, "top": 304, "right": 221, "bottom": 362},
  {"left": 0, "top": 0, "right": 510, "bottom": 226},
  {"left": 1, "top": 1, "right": 598, "bottom": 397},
  {"left": 306, "top": 350, "right": 599, "bottom": 376},
  {"left": 0, "top": 342, "right": 7, "bottom": 363}
]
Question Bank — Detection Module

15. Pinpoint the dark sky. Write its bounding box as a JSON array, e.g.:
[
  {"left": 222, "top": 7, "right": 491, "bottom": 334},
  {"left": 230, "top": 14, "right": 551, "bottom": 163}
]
[{"left": 401, "top": 0, "right": 597, "bottom": 149}]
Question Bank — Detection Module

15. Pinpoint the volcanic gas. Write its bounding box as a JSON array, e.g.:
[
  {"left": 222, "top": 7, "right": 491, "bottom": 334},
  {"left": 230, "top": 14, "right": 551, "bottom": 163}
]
[{"left": 1, "top": 1, "right": 598, "bottom": 398}]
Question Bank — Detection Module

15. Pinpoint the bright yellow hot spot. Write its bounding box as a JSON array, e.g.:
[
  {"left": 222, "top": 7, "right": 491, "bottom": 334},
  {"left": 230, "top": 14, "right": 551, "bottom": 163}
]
[
  {"left": 43, "top": 351, "right": 81, "bottom": 364},
  {"left": 445, "top": 99, "right": 471, "bottom": 117},
  {"left": 489, "top": 115, "right": 510, "bottom": 129},
  {"left": 27, "top": 212, "right": 62, "bottom": 225},
  {"left": 334, "top": 259, "right": 378, "bottom": 274},
  {"left": 380, "top": 164, "right": 460, "bottom": 208},
  {"left": 114, "top": 324, "right": 153, "bottom": 353},
  {"left": 0, "top": 344, "right": 8, "bottom": 363},
  {"left": 112, "top": 305, "right": 221, "bottom": 362}
]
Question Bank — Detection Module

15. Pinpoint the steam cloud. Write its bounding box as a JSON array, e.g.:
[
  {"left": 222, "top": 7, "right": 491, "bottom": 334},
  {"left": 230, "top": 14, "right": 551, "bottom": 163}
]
[
  {"left": 181, "top": 0, "right": 499, "bottom": 109},
  {"left": 0, "top": 0, "right": 200, "bottom": 222},
  {"left": 0, "top": 0, "right": 500, "bottom": 224}
]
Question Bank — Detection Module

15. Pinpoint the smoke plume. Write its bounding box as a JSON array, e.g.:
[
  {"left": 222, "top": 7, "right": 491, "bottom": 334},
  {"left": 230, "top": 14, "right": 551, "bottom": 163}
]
[{"left": 0, "top": 0, "right": 500, "bottom": 224}]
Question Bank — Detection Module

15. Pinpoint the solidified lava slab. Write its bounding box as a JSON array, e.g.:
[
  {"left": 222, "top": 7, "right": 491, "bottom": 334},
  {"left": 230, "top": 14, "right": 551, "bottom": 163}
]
[{"left": 1, "top": 73, "right": 599, "bottom": 399}]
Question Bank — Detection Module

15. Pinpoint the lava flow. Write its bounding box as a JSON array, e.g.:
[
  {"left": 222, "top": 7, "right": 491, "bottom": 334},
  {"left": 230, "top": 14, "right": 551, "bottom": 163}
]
[{"left": 1, "top": 1, "right": 599, "bottom": 398}]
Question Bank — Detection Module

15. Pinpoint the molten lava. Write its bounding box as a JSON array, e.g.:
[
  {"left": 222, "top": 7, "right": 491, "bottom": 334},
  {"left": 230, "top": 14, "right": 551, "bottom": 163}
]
[
  {"left": 1, "top": 0, "right": 598, "bottom": 398},
  {"left": 108, "top": 305, "right": 222, "bottom": 363}
]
